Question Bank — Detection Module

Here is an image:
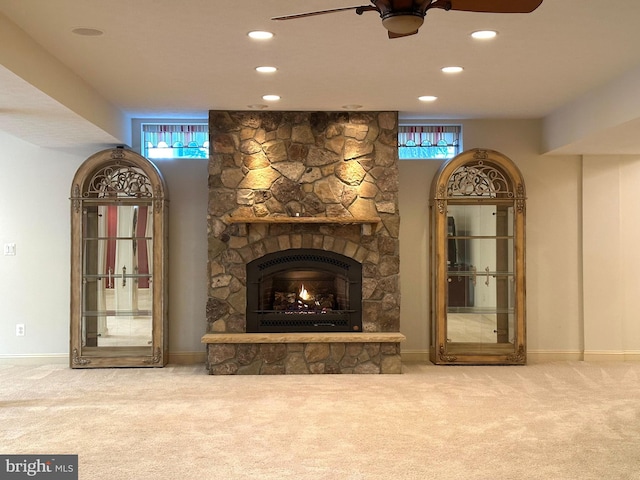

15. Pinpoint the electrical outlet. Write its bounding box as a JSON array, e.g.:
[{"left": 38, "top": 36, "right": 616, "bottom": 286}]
[{"left": 16, "top": 324, "right": 25, "bottom": 336}]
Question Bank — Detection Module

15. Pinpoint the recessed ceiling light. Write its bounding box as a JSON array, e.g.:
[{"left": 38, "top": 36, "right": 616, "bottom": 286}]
[
  {"left": 71, "top": 27, "right": 104, "bottom": 36},
  {"left": 262, "top": 94, "right": 280, "bottom": 101},
  {"left": 256, "top": 66, "right": 277, "bottom": 73},
  {"left": 248, "top": 31, "right": 274, "bottom": 40},
  {"left": 248, "top": 104, "right": 268, "bottom": 109},
  {"left": 342, "top": 104, "right": 363, "bottom": 110},
  {"left": 418, "top": 96, "right": 438, "bottom": 102},
  {"left": 471, "top": 30, "right": 497, "bottom": 39},
  {"left": 441, "top": 66, "right": 463, "bottom": 74}
]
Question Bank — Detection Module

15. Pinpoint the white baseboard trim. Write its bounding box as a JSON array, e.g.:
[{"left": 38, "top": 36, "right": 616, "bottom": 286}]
[
  {"left": 401, "top": 349, "right": 588, "bottom": 364},
  {"left": 0, "top": 351, "right": 207, "bottom": 366},
  {"left": 402, "top": 349, "right": 640, "bottom": 364},
  {"left": 401, "top": 350, "right": 431, "bottom": 363},
  {"left": 168, "top": 351, "right": 206, "bottom": 364},
  {"left": 0, "top": 353, "right": 68, "bottom": 365},
  {"left": 583, "top": 351, "right": 640, "bottom": 362},
  {"left": 527, "top": 351, "right": 584, "bottom": 362}
]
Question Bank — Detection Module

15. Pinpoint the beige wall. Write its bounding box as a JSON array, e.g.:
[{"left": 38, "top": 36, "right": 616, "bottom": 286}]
[
  {"left": 583, "top": 155, "right": 640, "bottom": 360},
  {"left": 2, "top": 118, "right": 640, "bottom": 364}
]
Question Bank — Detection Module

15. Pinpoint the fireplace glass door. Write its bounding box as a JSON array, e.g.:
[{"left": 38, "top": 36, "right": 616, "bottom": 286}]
[{"left": 247, "top": 249, "right": 362, "bottom": 333}]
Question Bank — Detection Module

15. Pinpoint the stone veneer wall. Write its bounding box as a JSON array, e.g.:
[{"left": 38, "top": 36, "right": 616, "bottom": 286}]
[
  {"left": 205, "top": 110, "right": 401, "bottom": 374},
  {"left": 205, "top": 338, "right": 403, "bottom": 375}
]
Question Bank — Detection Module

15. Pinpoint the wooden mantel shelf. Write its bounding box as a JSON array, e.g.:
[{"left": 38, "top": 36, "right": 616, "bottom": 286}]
[{"left": 225, "top": 216, "right": 381, "bottom": 225}]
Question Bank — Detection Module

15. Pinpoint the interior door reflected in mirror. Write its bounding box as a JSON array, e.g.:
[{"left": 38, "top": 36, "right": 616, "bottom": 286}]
[
  {"left": 82, "top": 204, "right": 153, "bottom": 350},
  {"left": 446, "top": 204, "right": 514, "bottom": 345}
]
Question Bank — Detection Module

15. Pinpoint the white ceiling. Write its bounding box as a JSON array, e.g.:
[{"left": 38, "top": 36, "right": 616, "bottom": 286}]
[{"left": 1, "top": 0, "right": 640, "bottom": 155}]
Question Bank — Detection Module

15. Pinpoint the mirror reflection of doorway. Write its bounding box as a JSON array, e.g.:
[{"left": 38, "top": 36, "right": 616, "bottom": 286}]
[
  {"left": 83, "top": 204, "right": 153, "bottom": 349},
  {"left": 445, "top": 204, "right": 514, "bottom": 346}
]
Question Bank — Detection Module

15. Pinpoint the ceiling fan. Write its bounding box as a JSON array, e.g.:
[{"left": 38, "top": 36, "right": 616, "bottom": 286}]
[{"left": 272, "top": 0, "right": 543, "bottom": 39}]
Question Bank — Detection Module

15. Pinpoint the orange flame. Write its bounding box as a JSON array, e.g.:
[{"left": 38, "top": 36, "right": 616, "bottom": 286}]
[{"left": 299, "top": 284, "right": 311, "bottom": 301}]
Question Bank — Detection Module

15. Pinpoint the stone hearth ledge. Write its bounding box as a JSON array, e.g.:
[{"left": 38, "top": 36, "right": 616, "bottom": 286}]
[
  {"left": 202, "top": 332, "right": 406, "bottom": 375},
  {"left": 201, "top": 332, "right": 405, "bottom": 344}
]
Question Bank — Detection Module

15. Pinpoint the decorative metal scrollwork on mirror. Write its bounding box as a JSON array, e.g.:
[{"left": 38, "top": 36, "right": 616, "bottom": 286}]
[
  {"left": 70, "top": 147, "right": 168, "bottom": 368},
  {"left": 430, "top": 148, "right": 526, "bottom": 365}
]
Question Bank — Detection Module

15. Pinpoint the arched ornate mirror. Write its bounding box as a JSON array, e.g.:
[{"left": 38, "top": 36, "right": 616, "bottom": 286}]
[
  {"left": 430, "top": 148, "right": 526, "bottom": 365},
  {"left": 70, "top": 147, "right": 168, "bottom": 368}
]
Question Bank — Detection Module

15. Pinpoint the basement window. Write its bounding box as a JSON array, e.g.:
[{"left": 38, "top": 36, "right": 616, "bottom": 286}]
[
  {"left": 398, "top": 125, "right": 461, "bottom": 160},
  {"left": 141, "top": 123, "right": 209, "bottom": 159}
]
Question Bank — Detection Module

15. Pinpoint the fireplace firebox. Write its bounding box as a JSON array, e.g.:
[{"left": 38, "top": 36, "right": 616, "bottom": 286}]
[{"left": 246, "top": 249, "right": 362, "bottom": 333}]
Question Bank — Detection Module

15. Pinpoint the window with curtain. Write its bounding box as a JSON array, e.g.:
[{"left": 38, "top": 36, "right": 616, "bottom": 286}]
[
  {"left": 142, "top": 123, "right": 209, "bottom": 159},
  {"left": 398, "top": 125, "right": 462, "bottom": 160}
]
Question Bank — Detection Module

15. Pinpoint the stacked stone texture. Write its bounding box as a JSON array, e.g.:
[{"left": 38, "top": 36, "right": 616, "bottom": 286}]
[
  {"left": 207, "top": 342, "right": 402, "bottom": 375},
  {"left": 206, "top": 111, "right": 401, "bottom": 374}
]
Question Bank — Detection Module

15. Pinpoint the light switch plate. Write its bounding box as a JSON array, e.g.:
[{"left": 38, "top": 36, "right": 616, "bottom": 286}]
[{"left": 3, "top": 243, "right": 16, "bottom": 256}]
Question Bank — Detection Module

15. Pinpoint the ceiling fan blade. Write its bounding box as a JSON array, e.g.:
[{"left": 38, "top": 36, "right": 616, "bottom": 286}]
[
  {"left": 272, "top": 5, "right": 376, "bottom": 21},
  {"left": 429, "top": 0, "right": 543, "bottom": 14},
  {"left": 388, "top": 29, "right": 419, "bottom": 39}
]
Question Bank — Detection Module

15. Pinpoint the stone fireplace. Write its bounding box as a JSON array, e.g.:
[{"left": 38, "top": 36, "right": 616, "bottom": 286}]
[{"left": 202, "top": 110, "right": 404, "bottom": 374}]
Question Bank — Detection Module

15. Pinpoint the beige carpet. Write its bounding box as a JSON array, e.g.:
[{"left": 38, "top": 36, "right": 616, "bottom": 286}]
[{"left": 1, "top": 361, "right": 639, "bottom": 480}]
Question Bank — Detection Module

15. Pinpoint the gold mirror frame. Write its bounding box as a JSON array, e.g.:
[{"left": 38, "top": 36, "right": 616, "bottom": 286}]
[
  {"left": 429, "top": 148, "right": 526, "bottom": 365},
  {"left": 70, "top": 147, "right": 168, "bottom": 368}
]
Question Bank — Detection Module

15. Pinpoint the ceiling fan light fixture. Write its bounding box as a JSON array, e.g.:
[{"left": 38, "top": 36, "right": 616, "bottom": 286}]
[{"left": 381, "top": 13, "right": 424, "bottom": 35}]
